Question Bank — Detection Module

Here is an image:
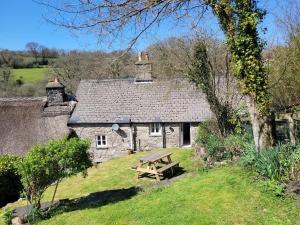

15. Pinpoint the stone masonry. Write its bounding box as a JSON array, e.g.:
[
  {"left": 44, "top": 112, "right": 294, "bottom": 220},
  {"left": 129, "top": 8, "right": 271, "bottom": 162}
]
[{"left": 71, "top": 122, "right": 197, "bottom": 162}]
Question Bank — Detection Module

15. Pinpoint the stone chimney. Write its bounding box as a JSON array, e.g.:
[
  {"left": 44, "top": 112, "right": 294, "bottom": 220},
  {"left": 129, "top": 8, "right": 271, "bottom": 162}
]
[
  {"left": 135, "top": 52, "right": 152, "bottom": 82},
  {"left": 46, "top": 77, "right": 65, "bottom": 105}
]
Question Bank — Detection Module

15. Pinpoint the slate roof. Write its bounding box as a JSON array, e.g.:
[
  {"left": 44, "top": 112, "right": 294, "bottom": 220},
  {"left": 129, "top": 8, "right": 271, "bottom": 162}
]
[{"left": 69, "top": 78, "right": 215, "bottom": 124}]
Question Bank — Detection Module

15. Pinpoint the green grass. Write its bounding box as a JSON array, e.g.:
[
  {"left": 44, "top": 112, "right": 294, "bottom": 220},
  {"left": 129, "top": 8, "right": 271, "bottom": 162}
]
[
  {"left": 12, "top": 67, "right": 49, "bottom": 83},
  {"left": 1, "top": 148, "right": 300, "bottom": 225}
]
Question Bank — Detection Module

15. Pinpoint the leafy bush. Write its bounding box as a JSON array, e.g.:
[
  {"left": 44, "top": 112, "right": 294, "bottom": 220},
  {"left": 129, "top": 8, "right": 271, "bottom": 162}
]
[
  {"left": 205, "top": 134, "right": 225, "bottom": 161},
  {"left": 264, "top": 179, "right": 286, "bottom": 196},
  {"left": 240, "top": 143, "right": 300, "bottom": 195},
  {"left": 196, "top": 120, "right": 221, "bottom": 146},
  {"left": 196, "top": 121, "right": 226, "bottom": 161},
  {"left": 224, "top": 134, "right": 246, "bottom": 159},
  {"left": 18, "top": 137, "right": 92, "bottom": 211},
  {"left": 253, "top": 143, "right": 300, "bottom": 181},
  {"left": 0, "top": 155, "right": 22, "bottom": 207},
  {"left": 197, "top": 121, "right": 253, "bottom": 162},
  {"left": 239, "top": 142, "right": 257, "bottom": 168}
]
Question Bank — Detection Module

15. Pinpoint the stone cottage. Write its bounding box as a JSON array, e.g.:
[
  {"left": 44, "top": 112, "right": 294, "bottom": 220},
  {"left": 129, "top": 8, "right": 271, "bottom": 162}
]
[
  {"left": 0, "top": 78, "right": 74, "bottom": 156},
  {"left": 69, "top": 52, "right": 215, "bottom": 162}
]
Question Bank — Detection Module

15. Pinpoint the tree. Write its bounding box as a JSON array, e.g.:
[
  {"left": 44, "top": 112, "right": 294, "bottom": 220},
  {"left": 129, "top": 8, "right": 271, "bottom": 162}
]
[
  {"left": 40, "top": 0, "right": 273, "bottom": 150},
  {"left": 189, "top": 41, "right": 235, "bottom": 136},
  {"left": 25, "top": 42, "right": 40, "bottom": 63},
  {"left": 50, "top": 50, "right": 135, "bottom": 94},
  {"left": 269, "top": 0, "right": 300, "bottom": 110},
  {"left": 39, "top": 46, "right": 50, "bottom": 65},
  {"left": 147, "top": 37, "right": 193, "bottom": 79},
  {"left": 269, "top": 30, "right": 300, "bottom": 110},
  {"left": 18, "top": 137, "right": 92, "bottom": 211},
  {"left": 207, "top": 1, "right": 274, "bottom": 151}
]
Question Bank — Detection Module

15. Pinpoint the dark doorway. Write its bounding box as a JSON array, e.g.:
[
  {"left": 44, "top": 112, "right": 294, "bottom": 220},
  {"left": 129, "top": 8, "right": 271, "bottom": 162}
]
[{"left": 182, "top": 123, "right": 191, "bottom": 146}]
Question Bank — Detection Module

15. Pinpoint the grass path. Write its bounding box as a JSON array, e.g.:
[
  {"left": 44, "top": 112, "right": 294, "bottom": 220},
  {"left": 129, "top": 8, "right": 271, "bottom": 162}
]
[{"left": 1, "top": 148, "right": 299, "bottom": 225}]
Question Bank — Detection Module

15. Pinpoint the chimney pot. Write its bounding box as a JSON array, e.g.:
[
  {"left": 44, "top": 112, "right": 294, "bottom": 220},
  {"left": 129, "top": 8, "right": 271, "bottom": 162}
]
[{"left": 144, "top": 52, "right": 149, "bottom": 61}]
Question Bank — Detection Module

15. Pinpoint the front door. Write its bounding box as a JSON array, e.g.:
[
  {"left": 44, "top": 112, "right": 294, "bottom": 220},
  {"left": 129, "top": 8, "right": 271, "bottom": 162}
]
[{"left": 181, "top": 123, "right": 191, "bottom": 146}]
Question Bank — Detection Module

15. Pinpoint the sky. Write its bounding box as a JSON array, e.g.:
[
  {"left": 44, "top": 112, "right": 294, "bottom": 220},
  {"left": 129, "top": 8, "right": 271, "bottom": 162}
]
[{"left": 0, "top": 0, "right": 291, "bottom": 52}]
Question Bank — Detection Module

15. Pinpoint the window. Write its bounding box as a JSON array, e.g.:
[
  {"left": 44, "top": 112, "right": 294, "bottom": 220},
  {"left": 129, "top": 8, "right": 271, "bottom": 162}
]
[
  {"left": 150, "top": 123, "right": 162, "bottom": 136},
  {"left": 96, "top": 135, "right": 107, "bottom": 148},
  {"left": 275, "top": 121, "right": 289, "bottom": 144}
]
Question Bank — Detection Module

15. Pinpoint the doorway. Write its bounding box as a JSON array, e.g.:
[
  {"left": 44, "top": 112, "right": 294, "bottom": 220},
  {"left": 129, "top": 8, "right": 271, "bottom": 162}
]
[{"left": 181, "top": 123, "right": 191, "bottom": 146}]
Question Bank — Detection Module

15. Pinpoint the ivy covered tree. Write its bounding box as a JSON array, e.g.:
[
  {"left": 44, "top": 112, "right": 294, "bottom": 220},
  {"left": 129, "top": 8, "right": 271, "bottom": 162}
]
[
  {"left": 189, "top": 41, "right": 235, "bottom": 137},
  {"left": 41, "top": 0, "right": 274, "bottom": 150},
  {"left": 206, "top": 0, "right": 274, "bottom": 150}
]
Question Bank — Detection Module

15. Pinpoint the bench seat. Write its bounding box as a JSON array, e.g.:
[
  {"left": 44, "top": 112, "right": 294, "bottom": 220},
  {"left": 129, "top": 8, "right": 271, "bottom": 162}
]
[{"left": 157, "top": 162, "right": 179, "bottom": 174}]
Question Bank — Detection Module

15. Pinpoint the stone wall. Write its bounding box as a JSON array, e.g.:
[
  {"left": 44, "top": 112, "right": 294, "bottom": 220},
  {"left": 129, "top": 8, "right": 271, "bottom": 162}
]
[
  {"left": 165, "top": 123, "right": 180, "bottom": 148},
  {"left": 46, "top": 88, "right": 64, "bottom": 104},
  {"left": 72, "top": 124, "right": 132, "bottom": 162},
  {"left": 72, "top": 122, "right": 199, "bottom": 162},
  {"left": 134, "top": 123, "right": 163, "bottom": 150},
  {"left": 190, "top": 123, "right": 199, "bottom": 146}
]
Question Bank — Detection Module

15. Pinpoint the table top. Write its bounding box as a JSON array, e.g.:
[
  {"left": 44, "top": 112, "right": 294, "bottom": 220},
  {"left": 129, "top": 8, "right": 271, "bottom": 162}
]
[{"left": 139, "top": 152, "right": 172, "bottom": 163}]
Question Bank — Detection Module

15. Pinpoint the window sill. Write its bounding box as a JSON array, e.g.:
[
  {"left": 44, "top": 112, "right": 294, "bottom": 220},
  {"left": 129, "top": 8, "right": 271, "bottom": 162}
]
[
  {"left": 149, "top": 134, "right": 162, "bottom": 137},
  {"left": 96, "top": 146, "right": 109, "bottom": 149}
]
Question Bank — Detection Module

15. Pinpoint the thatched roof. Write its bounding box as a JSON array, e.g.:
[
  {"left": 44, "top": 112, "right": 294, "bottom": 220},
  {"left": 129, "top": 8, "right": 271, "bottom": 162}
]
[{"left": 0, "top": 97, "right": 71, "bottom": 156}]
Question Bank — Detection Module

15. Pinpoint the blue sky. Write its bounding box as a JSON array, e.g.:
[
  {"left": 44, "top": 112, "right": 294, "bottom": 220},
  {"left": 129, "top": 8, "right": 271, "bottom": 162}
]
[{"left": 0, "top": 0, "right": 289, "bottom": 52}]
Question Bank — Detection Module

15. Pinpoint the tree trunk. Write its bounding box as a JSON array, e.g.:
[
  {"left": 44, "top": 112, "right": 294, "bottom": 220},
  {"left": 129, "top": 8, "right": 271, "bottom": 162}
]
[
  {"left": 247, "top": 99, "right": 274, "bottom": 151},
  {"left": 287, "top": 113, "right": 296, "bottom": 144},
  {"left": 51, "top": 179, "right": 60, "bottom": 205}
]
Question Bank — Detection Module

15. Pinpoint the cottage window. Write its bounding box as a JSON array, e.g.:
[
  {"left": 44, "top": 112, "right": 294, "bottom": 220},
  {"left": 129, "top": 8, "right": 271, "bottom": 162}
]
[
  {"left": 150, "top": 123, "right": 162, "bottom": 136},
  {"left": 96, "top": 135, "right": 107, "bottom": 148}
]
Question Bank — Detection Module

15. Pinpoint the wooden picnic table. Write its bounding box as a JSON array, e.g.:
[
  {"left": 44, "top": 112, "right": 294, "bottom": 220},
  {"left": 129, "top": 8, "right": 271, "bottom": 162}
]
[{"left": 136, "top": 152, "right": 179, "bottom": 181}]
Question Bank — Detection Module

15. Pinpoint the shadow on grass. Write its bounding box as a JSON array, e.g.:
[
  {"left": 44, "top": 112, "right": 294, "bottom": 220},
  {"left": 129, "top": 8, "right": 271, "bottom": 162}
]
[
  {"left": 49, "top": 186, "right": 141, "bottom": 215},
  {"left": 13, "top": 186, "right": 141, "bottom": 222}
]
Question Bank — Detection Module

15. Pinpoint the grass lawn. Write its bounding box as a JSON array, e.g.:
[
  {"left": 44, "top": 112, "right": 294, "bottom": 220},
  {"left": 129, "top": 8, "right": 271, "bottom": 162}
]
[
  {"left": 12, "top": 67, "right": 49, "bottom": 83},
  {"left": 1, "top": 148, "right": 299, "bottom": 225}
]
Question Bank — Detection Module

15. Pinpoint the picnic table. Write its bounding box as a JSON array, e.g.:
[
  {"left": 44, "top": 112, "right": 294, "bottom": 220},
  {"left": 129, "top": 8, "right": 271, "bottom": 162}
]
[{"left": 136, "top": 152, "right": 179, "bottom": 181}]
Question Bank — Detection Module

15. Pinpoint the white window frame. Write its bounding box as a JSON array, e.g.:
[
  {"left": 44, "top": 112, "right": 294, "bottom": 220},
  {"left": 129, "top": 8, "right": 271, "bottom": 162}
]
[
  {"left": 150, "top": 123, "right": 162, "bottom": 136},
  {"left": 96, "top": 135, "right": 107, "bottom": 148}
]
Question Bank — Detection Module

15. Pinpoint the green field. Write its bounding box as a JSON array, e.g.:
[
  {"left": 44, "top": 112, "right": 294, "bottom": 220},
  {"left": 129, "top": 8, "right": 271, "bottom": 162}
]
[
  {"left": 12, "top": 67, "right": 49, "bottom": 83},
  {"left": 1, "top": 148, "right": 300, "bottom": 225}
]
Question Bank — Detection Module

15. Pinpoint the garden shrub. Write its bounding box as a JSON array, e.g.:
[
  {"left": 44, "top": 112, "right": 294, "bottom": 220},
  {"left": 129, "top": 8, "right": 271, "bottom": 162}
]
[
  {"left": 197, "top": 121, "right": 253, "bottom": 162},
  {"left": 224, "top": 134, "right": 247, "bottom": 159},
  {"left": 240, "top": 143, "right": 300, "bottom": 195},
  {"left": 239, "top": 142, "right": 257, "bottom": 168},
  {"left": 196, "top": 120, "right": 221, "bottom": 145},
  {"left": 253, "top": 143, "right": 300, "bottom": 181},
  {"left": 196, "top": 121, "right": 226, "bottom": 161},
  {"left": 205, "top": 134, "right": 226, "bottom": 161},
  {"left": 18, "top": 137, "right": 92, "bottom": 212},
  {"left": 0, "top": 155, "right": 22, "bottom": 207}
]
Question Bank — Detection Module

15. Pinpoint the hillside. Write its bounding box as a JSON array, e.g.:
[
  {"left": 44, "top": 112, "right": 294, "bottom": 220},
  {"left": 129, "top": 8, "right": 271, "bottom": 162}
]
[
  {"left": 12, "top": 67, "right": 49, "bottom": 84},
  {"left": 1, "top": 148, "right": 300, "bottom": 225}
]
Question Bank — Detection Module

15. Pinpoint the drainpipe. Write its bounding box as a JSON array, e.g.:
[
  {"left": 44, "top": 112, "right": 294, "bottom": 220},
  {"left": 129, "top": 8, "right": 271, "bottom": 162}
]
[
  {"left": 129, "top": 120, "right": 133, "bottom": 150},
  {"left": 163, "top": 123, "right": 166, "bottom": 148}
]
